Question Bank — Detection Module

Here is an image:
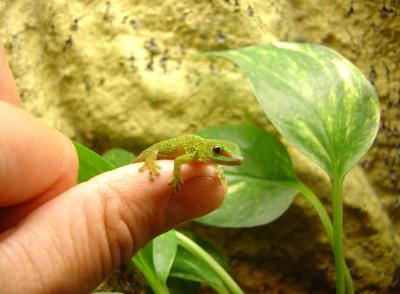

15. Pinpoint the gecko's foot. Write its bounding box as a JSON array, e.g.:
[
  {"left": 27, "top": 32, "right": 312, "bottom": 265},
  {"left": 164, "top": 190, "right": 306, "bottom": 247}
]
[
  {"left": 139, "top": 162, "right": 161, "bottom": 181},
  {"left": 216, "top": 165, "right": 225, "bottom": 183},
  {"left": 169, "top": 176, "right": 184, "bottom": 194}
]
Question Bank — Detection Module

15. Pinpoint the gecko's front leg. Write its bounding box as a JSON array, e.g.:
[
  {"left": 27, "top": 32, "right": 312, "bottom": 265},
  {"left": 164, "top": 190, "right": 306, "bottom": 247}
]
[
  {"left": 138, "top": 150, "right": 161, "bottom": 181},
  {"left": 215, "top": 165, "right": 225, "bottom": 183},
  {"left": 169, "top": 153, "right": 196, "bottom": 194}
]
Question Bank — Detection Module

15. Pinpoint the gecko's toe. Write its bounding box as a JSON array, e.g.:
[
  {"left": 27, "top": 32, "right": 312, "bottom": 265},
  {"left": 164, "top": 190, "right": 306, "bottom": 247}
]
[
  {"left": 149, "top": 169, "right": 160, "bottom": 181},
  {"left": 138, "top": 164, "right": 146, "bottom": 173},
  {"left": 148, "top": 173, "right": 154, "bottom": 181},
  {"left": 215, "top": 165, "right": 225, "bottom": 183},
  {"left": 169, "top": 177, "right": 183, "bottom": 194}
]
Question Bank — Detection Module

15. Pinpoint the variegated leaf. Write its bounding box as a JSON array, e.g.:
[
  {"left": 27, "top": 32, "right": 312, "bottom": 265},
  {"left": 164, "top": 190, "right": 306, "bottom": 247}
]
[{"left": 203, "top": 43, "right": 380, "bottom": 178}]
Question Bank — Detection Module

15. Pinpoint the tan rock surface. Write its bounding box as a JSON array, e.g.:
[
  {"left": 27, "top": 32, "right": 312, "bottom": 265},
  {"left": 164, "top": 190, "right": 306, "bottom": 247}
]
[{"left": 1, "top": 0, "right": 398, "bottom": 293}]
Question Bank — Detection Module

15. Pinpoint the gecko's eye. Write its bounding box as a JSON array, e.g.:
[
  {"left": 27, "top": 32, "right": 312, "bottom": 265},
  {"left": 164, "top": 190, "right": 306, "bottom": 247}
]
[{"left": 212, "top": 145, "right": 223, "bottom": 156}]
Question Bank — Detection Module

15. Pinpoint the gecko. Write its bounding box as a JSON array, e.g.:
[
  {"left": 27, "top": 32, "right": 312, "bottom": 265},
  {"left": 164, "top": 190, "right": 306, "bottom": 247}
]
[{"left": 133, "top": 134, "right": 243, "bottom": 193}]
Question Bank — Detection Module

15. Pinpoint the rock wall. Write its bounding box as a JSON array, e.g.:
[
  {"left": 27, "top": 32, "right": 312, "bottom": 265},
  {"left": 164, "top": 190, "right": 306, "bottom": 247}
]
[{"left": 1, "top": 0, "right": 399, "bottom": 293}]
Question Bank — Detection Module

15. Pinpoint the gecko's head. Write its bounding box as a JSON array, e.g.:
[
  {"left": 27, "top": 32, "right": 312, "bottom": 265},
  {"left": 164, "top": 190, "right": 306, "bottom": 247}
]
[{"left": 203, "top": 139, "right": 243, "bottom": 166}]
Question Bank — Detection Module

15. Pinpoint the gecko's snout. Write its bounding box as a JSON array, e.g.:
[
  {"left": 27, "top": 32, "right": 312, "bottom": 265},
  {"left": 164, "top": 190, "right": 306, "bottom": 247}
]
[{"left": 224, "top": 155, "right": 244, "bottom": 166}]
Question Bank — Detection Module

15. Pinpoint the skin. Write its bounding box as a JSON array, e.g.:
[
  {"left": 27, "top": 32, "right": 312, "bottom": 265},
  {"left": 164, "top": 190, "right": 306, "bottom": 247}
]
[
  {"left": 134, "top": 135, "right": 244, "bottom": 193},
  {"left": 0, "top": 40, "right": 227, "bottom": 293}
]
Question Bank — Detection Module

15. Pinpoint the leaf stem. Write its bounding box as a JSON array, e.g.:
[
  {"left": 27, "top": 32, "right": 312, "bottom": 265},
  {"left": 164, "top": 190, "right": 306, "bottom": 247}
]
[
  {"left": 332, "top": 175, "right": 345, "bottom": 294},
  {"left": 175, "top": 231, "right": 243, "bottom": 294},
  {"left": 295, "top": 182, "right": 353, "bottom": 294},
  {"left": 295, "top": 182, "right": 333, "bottom": 240}
]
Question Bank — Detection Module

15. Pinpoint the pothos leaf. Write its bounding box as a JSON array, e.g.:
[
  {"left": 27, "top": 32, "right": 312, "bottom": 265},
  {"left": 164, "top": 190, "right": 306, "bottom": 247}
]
[
  {"left": 197, "top": 124, "right": 298, "bottom": 227},
  {"left": 202, "top": 43, "right": 380, "bottom": 180}
]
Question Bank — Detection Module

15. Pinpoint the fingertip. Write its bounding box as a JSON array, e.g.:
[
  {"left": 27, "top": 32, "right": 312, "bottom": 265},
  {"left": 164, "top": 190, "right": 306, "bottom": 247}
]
[
  {"left": 165, "top": 168, "right": 227, "bottom": 228},
  {"left": 90, "top": 161, "right": 227, "bottom": 233}
]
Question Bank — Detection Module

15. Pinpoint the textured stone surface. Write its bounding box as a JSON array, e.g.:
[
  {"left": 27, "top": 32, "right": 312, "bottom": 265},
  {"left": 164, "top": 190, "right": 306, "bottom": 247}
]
[
  {"left": 0, "top": 0, "right": 399, "bottom": 293},
  {"left": 0, "top": 0, "right": 273, "bottom": 150}
]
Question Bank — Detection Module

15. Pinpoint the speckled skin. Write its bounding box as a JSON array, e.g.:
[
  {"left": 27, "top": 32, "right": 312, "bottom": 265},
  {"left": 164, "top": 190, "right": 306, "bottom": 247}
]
[
  {"left": 133, "top": 135, "right": 243, "bottom": 193},
  {"left": 134, "top": 135, "right": 203, "bottom": 162}
]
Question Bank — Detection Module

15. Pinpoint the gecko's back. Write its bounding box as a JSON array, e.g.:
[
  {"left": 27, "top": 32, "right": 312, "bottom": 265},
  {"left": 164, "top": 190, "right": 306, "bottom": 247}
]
[{"left": 134, "top": 134, "right": 203, "bottom": 162}]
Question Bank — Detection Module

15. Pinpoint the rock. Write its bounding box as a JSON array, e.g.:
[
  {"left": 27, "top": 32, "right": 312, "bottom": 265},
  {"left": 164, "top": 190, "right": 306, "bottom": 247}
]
[
  {"left": 0, "top": 0, "right": 398, "bottom": 292},
  {"left": 0, "top": 0, "right": 272, "bottom": 150}
]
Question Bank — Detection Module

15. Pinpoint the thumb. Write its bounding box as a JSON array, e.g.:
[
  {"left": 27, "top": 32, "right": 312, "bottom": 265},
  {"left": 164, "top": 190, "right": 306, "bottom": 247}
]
[{"left": 0, "top": 162, "right": 226, "bottom": 293}]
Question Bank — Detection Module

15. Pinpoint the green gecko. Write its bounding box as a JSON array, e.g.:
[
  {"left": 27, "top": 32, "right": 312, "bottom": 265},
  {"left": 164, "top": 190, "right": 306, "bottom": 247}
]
[{"left": 133, "top": 134, "right": 243, "bottom": 193}]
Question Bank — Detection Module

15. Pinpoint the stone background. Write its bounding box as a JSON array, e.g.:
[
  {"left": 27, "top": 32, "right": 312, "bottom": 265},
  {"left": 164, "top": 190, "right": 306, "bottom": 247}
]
[{"left": 0, "top": 0, "right": 399, "bottom": 293}]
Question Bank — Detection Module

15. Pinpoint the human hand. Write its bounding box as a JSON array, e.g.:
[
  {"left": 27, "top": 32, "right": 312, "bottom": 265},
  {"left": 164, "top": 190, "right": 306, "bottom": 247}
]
[{"left": 0, "top": 42, "right": 226, "bottom": 293}]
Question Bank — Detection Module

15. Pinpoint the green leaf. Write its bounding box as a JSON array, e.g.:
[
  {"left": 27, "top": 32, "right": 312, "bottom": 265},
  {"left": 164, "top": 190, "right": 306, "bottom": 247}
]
[
  {"left": 133, "top": 241, "right": 155, "bottom": 277},
  {"left": 174, "top": 231, "right": 242, "bottom": 294},
  {"left": 134, "top": 231, "right": 230, "bottom": 293},
  {"left": 75, "top": 143, "right": 115, "bottom": 183},
  {"left": 153, "top": 230, "right": 178, "bottom": 284},
  {"left": 102, "top": 148, "right": 136, "bottom": 167},
  {"left": 196, "top": 124, "right": 298, "bottom": 227},
  {"left": 170, "top": 247, "right": 228, "bottom": 294},
  {"left": 132, "top": 240, "right": 169, "bottom": 293},
  {"left": 202, "top": 43, "right": 380, "bottom": 179},
  {"left": 180, "top": 231, "right": 227, "bottom": 270}
]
